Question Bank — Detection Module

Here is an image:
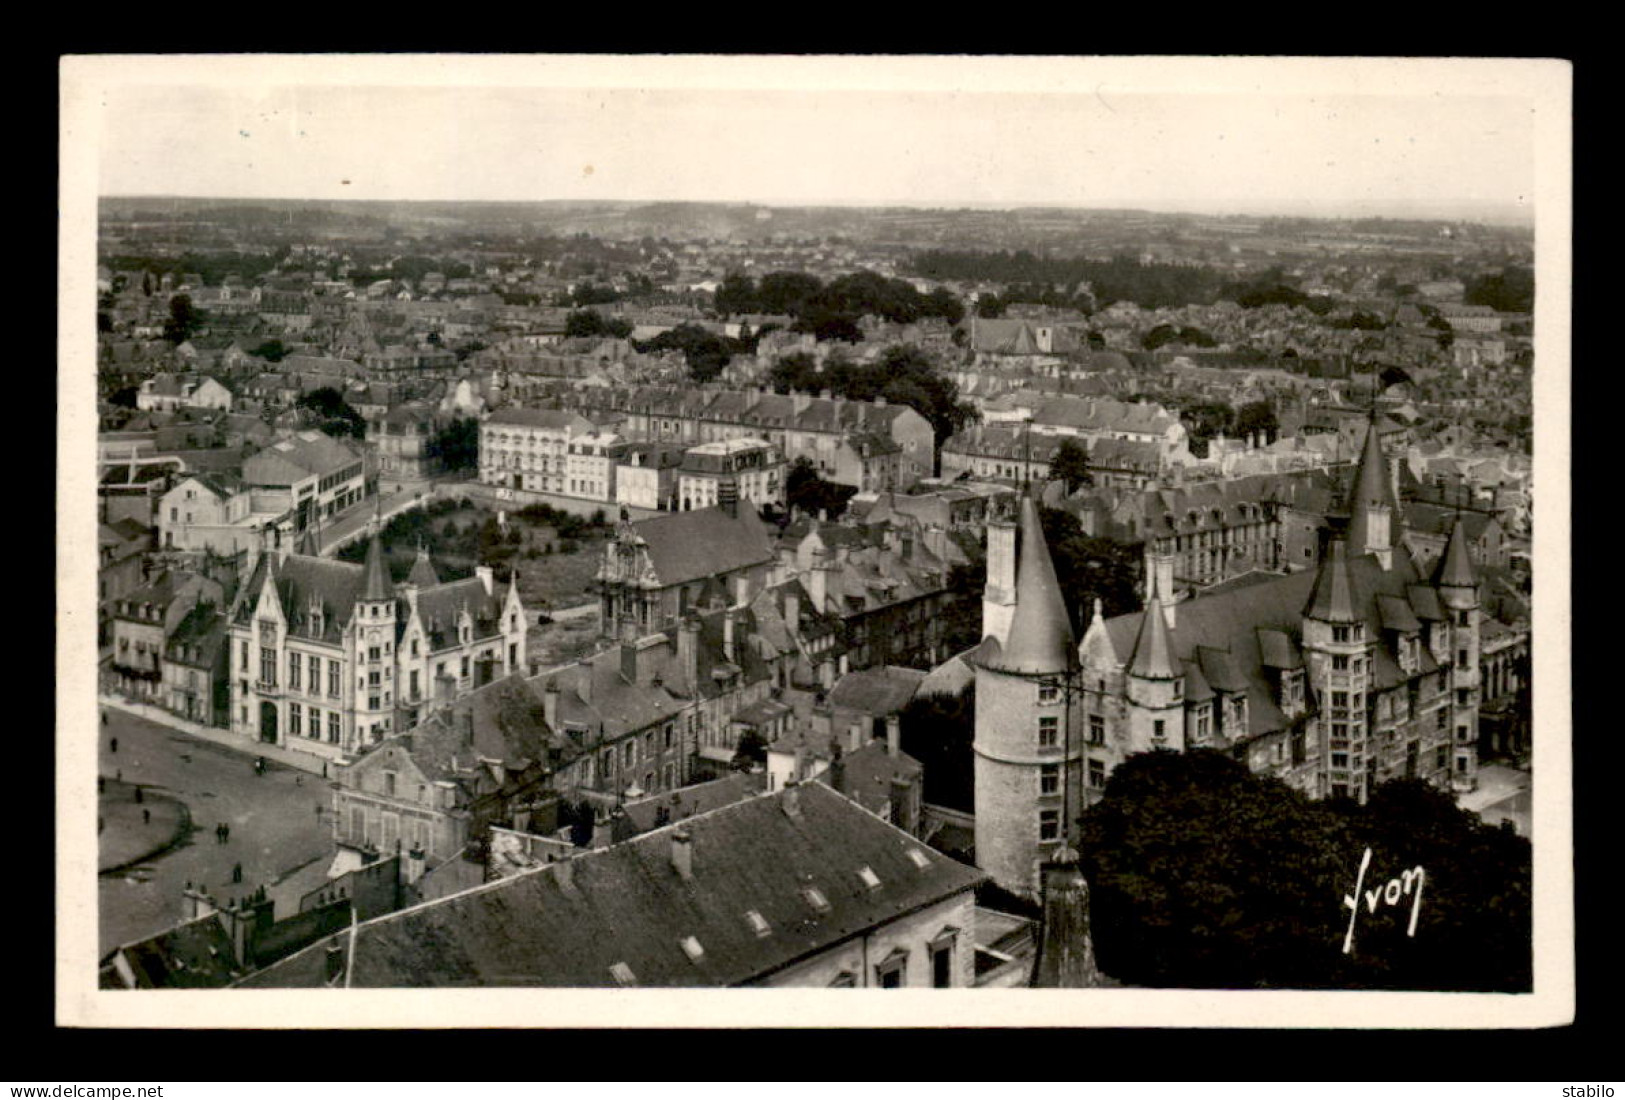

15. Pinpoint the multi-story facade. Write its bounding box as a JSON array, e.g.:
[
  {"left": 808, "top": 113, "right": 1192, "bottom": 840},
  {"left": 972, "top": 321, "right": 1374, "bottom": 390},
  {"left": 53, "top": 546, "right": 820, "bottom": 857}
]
[
  {"left": 563, "top": 430, "right": 626, "bottom": 503},
  {"left": 677, "top": 438, "right": 785, "bottom": 512},
  {"left": 367, "top": 403, "right": 443, "bottom": 485},
  {"left": 478, "top": 407, "right": 597, "bottom": 494},
  {"left": 615, "top": 443, "right": 686, "bottom": 512},
  {"left": 241, "top": 431, "right": 367, "bottom": 535},
  {"left": 227, "top": 538, "right": 528, "bottom": 762}
]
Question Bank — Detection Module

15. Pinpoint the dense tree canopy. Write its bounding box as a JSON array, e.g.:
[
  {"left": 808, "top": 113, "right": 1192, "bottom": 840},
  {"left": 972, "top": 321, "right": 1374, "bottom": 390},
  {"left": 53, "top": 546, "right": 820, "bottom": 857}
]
[
  {"left": 1465, "top": 265, "right": 1534, "bottom": 313},
  {"left": 565, "top": 309, "right": 634, "bottom": 340},
  {"left": 899, "top": 684, "right": 976, "bottom": 813},
  {"left": 1038, "top": 505, "right": 1142, "bottom": 626},
  {"left": 1234, "top": 400, "right": 1280, "bottom": 445},
  {"left": 767, "top": 345, "right": 977, "bottom": 453},
  {"left": 1049, "top": 439, "right": 1094, "bottom": 495},
  {"left": 163, "top": 294, "right": 201, "bottom": 346},
  {"left": 785, "top": 457, "right": 858, "bottom": 520},
  {"left": 296, "top": 386, "right": 366, "bottom": 440},
  {"left": 427, "top": 417, "right": 480, "bottom": 473},
  {"left": 1077, "top": 750, "right": 1532, "bottom": 991},
  {"left": 632, "top": 323, "right": 741, "bottom": 383}
]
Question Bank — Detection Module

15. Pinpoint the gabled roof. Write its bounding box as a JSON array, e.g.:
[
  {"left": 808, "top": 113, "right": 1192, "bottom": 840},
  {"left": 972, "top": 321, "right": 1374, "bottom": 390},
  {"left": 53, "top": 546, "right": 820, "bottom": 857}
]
[
  {"left": 629, "top": 507, "right": 776, "bottom": 589},
  {"left": 827, "top": 666, "right": 927, "bottom": 717},
  {"left": 236, "top": 782, "right": 986, "bottom": 988},
  {"left": 1128, "top": 599, "right": 1180, "bottom": 681}
]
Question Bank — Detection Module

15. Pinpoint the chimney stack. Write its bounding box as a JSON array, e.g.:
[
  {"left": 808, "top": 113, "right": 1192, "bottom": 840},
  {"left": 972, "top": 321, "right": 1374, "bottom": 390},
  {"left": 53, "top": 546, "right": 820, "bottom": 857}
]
[
  {"left": 671, "top": 829, "right": 693, "bottom": 881},
  {"left": 885, "top": 713, "right": 902, "bottom": 759},
  {"left": 406, "top": 844, "right": 426, "bottom": 886},
  {"left": 889, "top": 776, "right": 916, "bottom": 834},
  {"left": 543, "top": 680, "right": 560, "bottom": 729},
  {"left": 723, "top": 608, "right": 737, "bottom": 663}
]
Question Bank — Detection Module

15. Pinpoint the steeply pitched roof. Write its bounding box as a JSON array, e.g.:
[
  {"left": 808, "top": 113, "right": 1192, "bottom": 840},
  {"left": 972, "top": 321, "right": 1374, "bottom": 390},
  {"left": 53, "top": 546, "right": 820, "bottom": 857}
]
[
  {"left": 1304, "top": 538, "right": 1359, "bottom": 623},
  {"left": 630, "top": 506, "right": 776, "bottom": 589},
  {"left": 1434, "top": 516, "right": 1479, "bottom": 590},
  {"left": 992, "top": 496, "right": 1074, "bottom": 674},
  {"left": 102, "top": 913, "right": 241, "bottom": 989},
  {"left": 1100, "top": 547, "right": 1442, "bottom": 745},
  {"left": 1128, "top": 598, "right": 1180, "bottom": 680},
  {"left": 827, "top": 666, "right": 927, "bottom": 717},
  {"left": 237, "top": 782, "right": 986, "bottom": 988},
  {"left": 361, "top": 536, "right": 392, "bottom": 602}
]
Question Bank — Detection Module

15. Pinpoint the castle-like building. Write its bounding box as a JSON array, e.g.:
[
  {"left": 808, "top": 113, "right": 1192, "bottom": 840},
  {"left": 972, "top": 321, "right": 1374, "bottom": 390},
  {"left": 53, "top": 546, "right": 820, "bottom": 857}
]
[
  {"left": 971, "top": 418, "right": 1483, "bottom": 899},
  {"left": 228, "top": 536, "right": 528, "bottom": 763}
]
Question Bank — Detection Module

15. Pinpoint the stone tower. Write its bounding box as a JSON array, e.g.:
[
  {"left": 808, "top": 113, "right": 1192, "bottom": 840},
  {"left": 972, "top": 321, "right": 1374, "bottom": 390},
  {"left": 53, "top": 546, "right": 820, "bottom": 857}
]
[
  {"left": 973, "top": 495, "right": 1083, "bottom": 900},
  {"left": 351, "top": 534, "right": 396, "bottom": 755},
  {"left": 1301, "top": 536, "right": 1373, "bottom": 802},
  {"left": 1435, "top": 515, "right": 1482, "bottom": 790},
  {"left": 1124, "top": 595, "right": 1185, "bottom": 755}
]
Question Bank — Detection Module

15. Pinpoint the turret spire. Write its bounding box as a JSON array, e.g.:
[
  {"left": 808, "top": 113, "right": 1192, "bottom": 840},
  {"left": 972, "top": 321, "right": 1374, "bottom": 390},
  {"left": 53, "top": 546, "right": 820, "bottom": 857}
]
[
  {"left": 993, "top": 494, "right": 1074, "bottom": 674},
  {"left": 1305, "top": 536, "right": 1359, "bottom": 623},
  {"left": 361, "top": 535, "right": 391, "bottom": 602},
  {"left": 1347, "top": 413, "right": 1398, "bottom": 566},
  {"left": 1127, "top": 595, "right": 1179, "bottom": 680},
  {"left": 1435, "top": 515, "right": 1479, "bottom": 593}
]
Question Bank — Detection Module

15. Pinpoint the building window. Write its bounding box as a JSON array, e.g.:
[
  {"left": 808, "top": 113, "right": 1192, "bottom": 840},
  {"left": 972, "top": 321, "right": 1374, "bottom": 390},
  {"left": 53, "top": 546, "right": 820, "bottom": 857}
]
[
  {"left": 328, "top": 661, "right": 340, "bottom": 697},
  {"left": 1332, "top": 654, "right": 1350, "bottom": 671},
  {"left": 1332, "top": 753, "right": 1349, "bottom": 769},
  {"left": 384, "top": 772, "right": 396, "bottom": 797},
  {"left": 1088, "top": 758, "right": 1106, "bottom": 789},
  {"left": 1039, "top": 809, "right": 1061, "bottom": 841},
  {"left": 930, "top": 936, "right": 956, "bottom": 989},
  {"left": 1040, "top": 764, "right": 1060, "bottom": 796},
  {"left": 875, "top": 951, "right": 907, "bottom": 989},
  {"left": 1038, "top": 715, "right": 1059, "bottom": 748},
  {"left": 1088, "top": 714, "right": 1105, "bottom": 745},
  {"left": 1291, "top": 729, "right": 1307, "bottom": 766},
  {"left": 328, "top": 712, "right": 340, "bottom": 743},
  {"left": 1435, "top": 746, "right": 1448, "bottom": 771},
  {"left": 288, "top": 655, "right": 300, "bottom": 690},
  {"left": 1153, "top": 718, "right": 1166, "bottom": 741},
  {"left": 1332, "top": 626, "right": 1351, "bottom": 643},
  {"left": 1038, "top": 684, "right": 1059, "bottom": 704}
]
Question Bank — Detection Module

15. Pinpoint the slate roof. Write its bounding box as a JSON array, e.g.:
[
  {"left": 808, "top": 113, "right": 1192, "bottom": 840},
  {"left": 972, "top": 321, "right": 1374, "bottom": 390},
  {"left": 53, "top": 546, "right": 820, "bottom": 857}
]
[
  {"left": 630, "top": 506, "right": 776, "bottom": 589},
  {"left": 827, "top": 666, "right": 927, "bottom": 717},
  {"left": 991, "top": 496, "right": 1074, "bottom": 674},
  {"left": 390, "top": 674, "right": 565, "bottom": 785},
  {"left": 622, "top": 772, "right": 766, "bottom": 835},
  {"left": 819, "top": 741, "right": 923, "bottom": 818},
  {"left": 1099, "top": 547, "right": 1445, "bottom": 745},
  {"left": 101, "top": 913, "right": 241, "bottom": 989},
  {"left": 237, "top": 782, "right": 986, "bottom": 988}
]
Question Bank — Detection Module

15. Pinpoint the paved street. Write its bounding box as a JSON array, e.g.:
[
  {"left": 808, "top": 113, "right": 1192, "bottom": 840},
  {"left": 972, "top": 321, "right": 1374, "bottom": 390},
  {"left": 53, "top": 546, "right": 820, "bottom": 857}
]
[{"left": 98, "top": 707, "right": 336, "bottom": 957}]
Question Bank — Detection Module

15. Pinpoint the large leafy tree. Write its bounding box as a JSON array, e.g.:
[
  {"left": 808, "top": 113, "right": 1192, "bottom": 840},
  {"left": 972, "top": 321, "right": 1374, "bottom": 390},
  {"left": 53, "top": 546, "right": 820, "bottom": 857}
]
[
  {"left": 565, "top": 309, "right": 633, "bottom": 339},
  {"left": 898, "top": 683, "right": 976, "bottom": 813},
  {"left": 296, "top": 387, "right": 366, "bottom": 440},
  {"left": 785, "top": 457, "right": 857, "bottom": 520},
  {"left": 1049, "top": 438, "right": 1094, "bottom": 494},
  {"left": 163, "top": 293, "right": 200, "bottom": 345},
  {"left": 1038, "top": 506, "right": 1141, "bottom": 624},
  {"left": 1076, "top": 751, "right": 1532, "bottom": 991},
  {"left": 427, "top": 417, "right": 480, "bottom": 473}
]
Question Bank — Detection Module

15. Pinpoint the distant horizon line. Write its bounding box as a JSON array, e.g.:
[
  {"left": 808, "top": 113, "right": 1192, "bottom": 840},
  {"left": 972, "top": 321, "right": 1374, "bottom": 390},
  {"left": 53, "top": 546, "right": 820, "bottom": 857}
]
[{"left": 98, "top": 193, "right": 1536, "bottom": 228}]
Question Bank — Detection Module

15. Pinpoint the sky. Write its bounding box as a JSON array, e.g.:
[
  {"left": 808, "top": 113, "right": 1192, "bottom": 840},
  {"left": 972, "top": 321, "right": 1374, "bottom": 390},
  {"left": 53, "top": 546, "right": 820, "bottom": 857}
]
[{"left": 77, "top": 56, "right": 1552, "bottom": 222}]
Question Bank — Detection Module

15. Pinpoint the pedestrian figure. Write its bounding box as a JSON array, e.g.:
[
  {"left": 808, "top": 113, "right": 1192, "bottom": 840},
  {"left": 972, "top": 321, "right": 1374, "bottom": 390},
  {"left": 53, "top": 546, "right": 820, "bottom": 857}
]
[
  {"left": 102, "top": 712, "right": 107, "bottom": 726},
  {"left": 98, "top": 776, "right": 105, "bottom": 795},
  {"left": 134, "top": 787, "right": 143, "bottom": 805},
  {"left": 232, "top": 863, "right": 242, "bottom": 884},
  {"left": 110, "top": 737, "right": 118, "bottom": 754},
  {"left": 295, "top": 776, "right": 301, "bottom": 787},
  {"left": 216, "top": 822, "right": 225, "bottom": 844},
  {"left": 223, "top": 823, "right": 230, "bottom": 843},
  {"left": 142, "top": 808, "right": 150, "bottom": 825}
]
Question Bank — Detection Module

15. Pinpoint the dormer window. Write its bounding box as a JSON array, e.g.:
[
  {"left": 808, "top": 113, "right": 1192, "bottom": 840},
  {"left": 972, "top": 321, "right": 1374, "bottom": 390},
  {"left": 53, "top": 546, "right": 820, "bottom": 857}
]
[
  {"left": 679, "top": 936, "right": 705, "bottom": 963},
  {"left": 744, "top": 910, "right": 771, "bottom": 937},
  {"left": 802, "top": 886, "right": 831, "bottom": 914},
  {"left": 906, "top": 848, "right": 931, "bottom": 870},
  {"left": 857, "top": 866, "right": 881, "bottom": 890},
  {"left": 608, "top": 962, "right": 636, "bottom": 986}
]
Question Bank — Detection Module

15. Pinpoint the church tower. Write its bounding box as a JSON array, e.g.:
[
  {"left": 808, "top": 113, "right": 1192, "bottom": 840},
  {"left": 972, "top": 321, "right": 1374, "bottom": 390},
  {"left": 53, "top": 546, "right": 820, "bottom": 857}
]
[
  {"left": 973, "top": 495, "right": 1083, "bottom": 900},
  {"left": 1348, "top": 416, "right": 1399, "bottom": 571},
  {"left": 351, "top": 534, "right": 397, "bottom": 756},
  {"left": 1301, "top": 536, "right": 1373, "bottom": 801},
  {"left": 1435, "top": 516, "right": 1482, "bottom": 790}
]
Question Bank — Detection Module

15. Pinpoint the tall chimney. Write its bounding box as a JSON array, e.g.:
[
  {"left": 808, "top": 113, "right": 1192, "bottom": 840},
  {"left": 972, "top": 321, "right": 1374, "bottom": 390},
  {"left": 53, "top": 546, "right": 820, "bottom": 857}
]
[
  {"left": 723, "top": 608, "right": 737, "bottom": 663},
  {"left": 543, "top": 680, "right": 560, "bottom": 729},
  {"left": 885, "top": 713, "right": 901, "bottom": 759},
  {"left": 889, "top": 776, "right": 916, "bottom": 835},
  {"left": 785, "top": 588, "right": 801, "bottom": 637},
  {"left": 675, "top": 612, "right": 700, "bottom": 687},
  {"left": 670, "top": 830, "right": 693, "bottom": 881}
]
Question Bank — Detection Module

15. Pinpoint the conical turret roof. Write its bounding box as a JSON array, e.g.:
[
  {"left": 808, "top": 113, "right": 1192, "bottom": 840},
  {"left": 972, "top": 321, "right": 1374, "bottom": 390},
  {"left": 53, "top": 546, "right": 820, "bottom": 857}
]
[
  {"left": 993, "top": 495, "right": 1074, "bottom": 674},
  {"left": 406, "top": 543, "right": 440, "bottom": 588},
  {"left": 1347, "top": 415, "right": 1398, "bottom": 552},
  {"left": 1304, "top": 537, "right": 1359, "bottom": 623},
  {"left": 1434, "top": 515, "right": 1478, "bottom": 590},
  {"left": 361, "top": 535, "right": 392, "bottom": 602},
  {"left": 1127, "top": 596, "right": 1180, "bottom": 680}
]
